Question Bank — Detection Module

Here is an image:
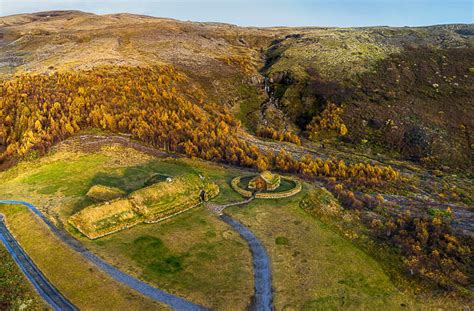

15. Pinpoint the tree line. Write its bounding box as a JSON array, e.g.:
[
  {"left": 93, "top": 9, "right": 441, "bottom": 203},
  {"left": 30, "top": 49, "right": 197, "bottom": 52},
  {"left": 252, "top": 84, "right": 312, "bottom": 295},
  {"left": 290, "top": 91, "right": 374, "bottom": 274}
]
[{"left": 0, "top": 65, "right": 399, "bottom": 187}]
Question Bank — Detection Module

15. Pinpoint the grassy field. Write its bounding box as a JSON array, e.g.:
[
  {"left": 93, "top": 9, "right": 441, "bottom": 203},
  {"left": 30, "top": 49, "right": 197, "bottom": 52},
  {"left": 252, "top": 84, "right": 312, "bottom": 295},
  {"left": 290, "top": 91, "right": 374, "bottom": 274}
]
[
  {"left": 69, "top": 173, "right": 219, "bottom": 239},
  {"left": 0, "top": 138, "right": 254, "bottom": 310},
  {"left": 0, "top": 204, "right": 167, "bottom": 310},
  {"left": 83, "top": 207, "right": 253, "bottom": 309},
  {"left": 225, "top": 186, "right": 464, "bottom": 310},
  {"left": 70, "top": 159, "right": 254, "bottom": 309},
  {"left": 0, "top": 134, "right": 464, "bottom": 310}
]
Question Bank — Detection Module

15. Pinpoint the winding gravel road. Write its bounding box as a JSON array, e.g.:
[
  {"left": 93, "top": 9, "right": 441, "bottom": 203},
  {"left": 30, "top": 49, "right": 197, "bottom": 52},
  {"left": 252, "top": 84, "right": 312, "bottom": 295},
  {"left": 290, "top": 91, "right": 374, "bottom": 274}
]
[
  {"left": 206, "top": 196, "right": 274, "bottom": 310},
  {"left": 0, "top": 200, "right": 207, "bottom": 311},
  {"left": 220, "top": 214, "right": 273, "bottom": 311},
  {"left": 0, "top": 214, "right": 77, "bottom": 311}
]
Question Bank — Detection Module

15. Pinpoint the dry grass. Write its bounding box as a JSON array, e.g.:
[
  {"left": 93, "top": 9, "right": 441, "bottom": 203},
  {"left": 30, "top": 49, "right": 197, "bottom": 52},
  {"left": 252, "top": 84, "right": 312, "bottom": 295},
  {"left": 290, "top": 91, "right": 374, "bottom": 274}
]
[
  {"left": 1, "top": 134, "right": 466, "bottom": 309},
  {"left": 69, "top": 198, "right": 142, "bottom": 239},
  {"left": 0, "top": 204, "right": 168, "bottom": 310},
  {"left": 0, "top": 11, "right": 267, "bottom": 79},
  {"left": 225, "top": 185, "right": 466, "bottom": 310}
]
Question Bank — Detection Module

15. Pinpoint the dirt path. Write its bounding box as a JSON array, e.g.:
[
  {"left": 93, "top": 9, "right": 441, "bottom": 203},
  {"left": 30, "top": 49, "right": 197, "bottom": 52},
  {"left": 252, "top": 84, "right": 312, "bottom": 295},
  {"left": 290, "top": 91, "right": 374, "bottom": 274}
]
[
  {"left": 206, "top": 196, "right": 255, "bottom": 215},
  {"left": 220, "top": 214, "right": 273, "bottom": 311}
]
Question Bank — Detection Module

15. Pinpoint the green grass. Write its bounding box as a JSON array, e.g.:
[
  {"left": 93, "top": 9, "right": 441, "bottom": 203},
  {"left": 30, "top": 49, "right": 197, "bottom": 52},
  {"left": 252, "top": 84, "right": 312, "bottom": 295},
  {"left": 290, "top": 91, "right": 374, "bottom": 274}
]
[
  {"left": 0, "top": 140, "right": 253, "bottom": 310},
  {"left": 70, "top": 173, "right": 217, "bottom": 240},
  {"left": 183, "top": 161, "right": 245, "bottom": 205},
  {"left": 144, "top": 173, "right": 169, "bottom": 186},
  {"left": 234, "top": 82, "right": 265, "bottom": 132},
  {"left": 427, "top": 207, "right": 451, "bottom": 218},
  {"left": 83, "top": 207, "right": 253, "bottom": 310},
  {"left": 86, "top": 185, "right": 125, "bottom": 202},
  {"left": 131, "top": 236, "right": 186, "bottom": 274},
  {"left": 0, "top": 135, "right": 464, "bottom": 310},
  {"left": 16, "top": 154, "right": 197, "bottom": 199},
  {"left": 225, "top": 185, "right": 438, "bottom": 310},
  {"left": 0, "top": 204, "right": 166, "bottom": 310},
  {"left": 275, "top": 236, "right": 289, "bottom": 245},
  {"left": 21, "top": 154, "right": 109, "bottom": 196}
]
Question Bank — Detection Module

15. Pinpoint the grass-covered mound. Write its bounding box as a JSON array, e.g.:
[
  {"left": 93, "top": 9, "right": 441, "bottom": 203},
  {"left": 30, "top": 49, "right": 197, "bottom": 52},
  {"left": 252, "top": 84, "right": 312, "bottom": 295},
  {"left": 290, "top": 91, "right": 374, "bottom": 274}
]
[
  {"left": 0, "top": 136, "right": 467, "bottom": 309},
  {"left": 69, "top": 174, "right": 219, "bottom": 239},
  {"left": 131, "top": 174, "right": 219, "bottom": 223},
  {"left": 86, "top": 185, "right": 125, "bottom": 202},
  {"left": 0, "top": 204, "right": 165, "bottom": 310},
  {"left": 0, "top": 139, "right": 253, "bottom": 309},
  {"left": 69, "top": 198, "right": 142, "bottom": 239}
]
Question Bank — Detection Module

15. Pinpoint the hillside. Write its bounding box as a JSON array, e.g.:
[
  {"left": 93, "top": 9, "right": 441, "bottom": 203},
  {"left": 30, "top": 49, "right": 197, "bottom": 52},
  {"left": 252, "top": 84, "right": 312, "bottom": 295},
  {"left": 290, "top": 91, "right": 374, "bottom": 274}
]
[
  {"left": 1, "top": 10, "right": 472, "bottom": 170},
  {"left": 0, "top": 10, "right": 473, "bottom": 306}
]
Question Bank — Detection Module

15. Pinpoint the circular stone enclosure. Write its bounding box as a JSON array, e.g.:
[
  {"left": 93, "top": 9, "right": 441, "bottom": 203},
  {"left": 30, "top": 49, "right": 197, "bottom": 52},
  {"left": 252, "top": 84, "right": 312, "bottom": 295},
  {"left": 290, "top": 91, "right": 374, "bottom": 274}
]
[{"left": 231, "top": 175, "right": 302, "bottom": 199}]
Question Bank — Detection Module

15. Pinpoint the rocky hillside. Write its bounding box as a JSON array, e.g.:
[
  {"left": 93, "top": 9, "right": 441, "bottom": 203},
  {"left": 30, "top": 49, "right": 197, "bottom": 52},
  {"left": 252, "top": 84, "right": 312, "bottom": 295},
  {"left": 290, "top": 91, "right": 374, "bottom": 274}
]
[
  {"left": 262, "top": 26, "right": 474, "bottom": 171},
  {"left": 0, "top": 10, "right": 473, "bottom": 171}
]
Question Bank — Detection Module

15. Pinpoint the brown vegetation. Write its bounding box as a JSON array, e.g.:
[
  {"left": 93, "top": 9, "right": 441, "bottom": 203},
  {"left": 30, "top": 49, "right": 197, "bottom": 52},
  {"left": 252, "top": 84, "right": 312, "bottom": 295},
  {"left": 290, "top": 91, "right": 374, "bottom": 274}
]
[
  {"left": 0, "top": 66, "right": 400, "bottom": 189},
  {"left": 256, "top": 125, "right": 301, "bottom": 145},
  {"left": 325, "top": 181, "right": 473, "bottom": 292},
  {"left": 306, "top": 103, "right": 348, "bottom": 140}
]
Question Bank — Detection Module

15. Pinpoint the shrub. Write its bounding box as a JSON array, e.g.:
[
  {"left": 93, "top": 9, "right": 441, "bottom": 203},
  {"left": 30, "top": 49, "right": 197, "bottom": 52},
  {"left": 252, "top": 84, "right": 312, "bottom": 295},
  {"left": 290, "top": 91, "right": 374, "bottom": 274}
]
[
  {"left": 256, "top": 125, "right": 301, "bottom": 145},
  {"left": 306, "top": 103, "right": 348, "bottom": 140},
  {"left": 427, "top": 208, "right": 451, "bottom": 218},
  {"left": 275, "top": 236, "right": 289, "bottom": 245}
]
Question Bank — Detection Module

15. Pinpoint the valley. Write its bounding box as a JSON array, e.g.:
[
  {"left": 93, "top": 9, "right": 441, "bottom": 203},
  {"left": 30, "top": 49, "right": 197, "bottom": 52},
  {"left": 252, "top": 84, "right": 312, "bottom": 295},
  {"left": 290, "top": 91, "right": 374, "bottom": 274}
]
[
  {"left": 0, "top": 133, "right": 470, "bottom": 309},
  {"left": 0, "top": 10, "right": 472, "bottom": 310}
]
